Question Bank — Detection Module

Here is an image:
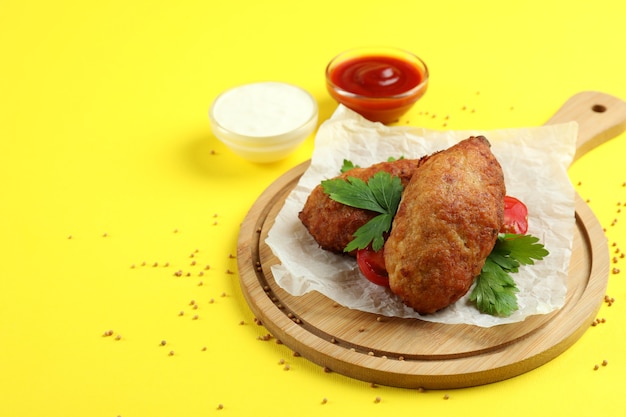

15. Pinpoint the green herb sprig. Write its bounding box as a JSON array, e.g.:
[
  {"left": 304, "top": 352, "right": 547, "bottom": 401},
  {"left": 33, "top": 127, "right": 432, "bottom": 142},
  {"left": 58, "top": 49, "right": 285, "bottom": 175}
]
[
  {"left": 470, "top": 233, "right": 550, "bottom": 316},
  {"left": 321, "top": 171, "right": 403, "bottom": 252}
]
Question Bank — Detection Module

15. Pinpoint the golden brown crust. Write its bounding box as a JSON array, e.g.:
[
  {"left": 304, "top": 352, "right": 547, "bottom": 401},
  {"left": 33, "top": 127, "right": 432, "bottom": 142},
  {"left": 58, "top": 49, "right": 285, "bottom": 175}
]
[
  {"left": 298, "top": 158, "right": 424, "bottom": 255},
  {"left": 384, "top": 136, "right": 505, "bottom": 314}
]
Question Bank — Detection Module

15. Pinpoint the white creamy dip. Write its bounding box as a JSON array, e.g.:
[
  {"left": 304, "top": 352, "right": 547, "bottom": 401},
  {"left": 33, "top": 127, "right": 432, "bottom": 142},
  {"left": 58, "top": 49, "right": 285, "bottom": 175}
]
[{"left": 211, "top": 82, "right": 317, "bottom": 138}]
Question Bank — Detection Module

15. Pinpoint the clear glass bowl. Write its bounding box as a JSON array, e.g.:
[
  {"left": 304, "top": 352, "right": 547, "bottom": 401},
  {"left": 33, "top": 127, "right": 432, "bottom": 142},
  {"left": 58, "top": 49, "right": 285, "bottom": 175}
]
[
  {"left": 209, "top": 82, "right": 318, "bottom": 163},
  {"left": 326, "top": 47, "right": 429, "bottom": 124}
]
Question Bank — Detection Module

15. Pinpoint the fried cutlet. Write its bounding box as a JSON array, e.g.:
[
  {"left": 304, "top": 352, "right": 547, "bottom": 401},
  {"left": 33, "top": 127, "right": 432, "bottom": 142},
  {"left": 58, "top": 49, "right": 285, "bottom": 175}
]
[
  {"left": 384, "top": 136, "right": 505, "bottom": 314},
  {"left": 298, "top": 157, "right": 424, "bottom": 255}
]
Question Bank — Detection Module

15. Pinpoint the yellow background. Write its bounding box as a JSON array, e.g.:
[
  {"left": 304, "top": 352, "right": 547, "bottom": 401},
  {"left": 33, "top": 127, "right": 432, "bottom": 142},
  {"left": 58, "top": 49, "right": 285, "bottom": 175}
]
[{"left": 1, "top": 1, "right": 625, "bottom": 416}]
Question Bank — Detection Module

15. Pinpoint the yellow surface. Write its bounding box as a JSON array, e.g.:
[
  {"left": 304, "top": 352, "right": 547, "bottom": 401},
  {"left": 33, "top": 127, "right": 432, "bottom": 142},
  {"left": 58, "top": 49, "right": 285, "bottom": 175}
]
[{"left": 1, "top": 1, "right": 625, "bottom": 416}]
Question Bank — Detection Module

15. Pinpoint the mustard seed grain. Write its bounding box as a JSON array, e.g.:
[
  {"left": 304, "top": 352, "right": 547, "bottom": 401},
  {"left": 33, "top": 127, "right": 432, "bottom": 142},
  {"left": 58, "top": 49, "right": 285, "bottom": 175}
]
[
  {"left": 217, "top": 404, "right": 223, "bottom": 410},
  {"left": 321, "top": 398, "right": 328, "bottom": 405},
  {"left": 374, "top": 397, "right": 381, "bottom": 403},
  {"left": 594, "top": 364, "right": 599, "bottom": 370},
  {"left": 443, "top": 394, "right": 450, "bottom": 400},
  {"left": 602, "top": 360, "right": 608, "bottom": 366},
  {"left": 160, "top": 340, "right": 166, "bottom": 346}
]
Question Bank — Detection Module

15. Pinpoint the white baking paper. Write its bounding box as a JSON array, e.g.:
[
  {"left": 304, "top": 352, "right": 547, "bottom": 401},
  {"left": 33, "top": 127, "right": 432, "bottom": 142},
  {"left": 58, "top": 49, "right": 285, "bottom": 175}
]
[{"left": 265, "top": 105, "right": 577, "bottom": 327}]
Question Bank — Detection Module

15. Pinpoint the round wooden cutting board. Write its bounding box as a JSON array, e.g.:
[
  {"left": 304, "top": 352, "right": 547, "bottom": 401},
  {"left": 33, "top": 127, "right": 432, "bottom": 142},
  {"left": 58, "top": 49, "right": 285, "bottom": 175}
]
[{"left": 237, "top": 92, "right": 626, "bottom": 389}]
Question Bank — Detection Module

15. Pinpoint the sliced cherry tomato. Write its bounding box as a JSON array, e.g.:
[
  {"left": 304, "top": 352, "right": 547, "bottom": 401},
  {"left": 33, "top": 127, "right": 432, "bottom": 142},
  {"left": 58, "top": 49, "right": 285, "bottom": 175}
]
[
  {"left": 501, "top": 195, "right": 528, "bottom": 234},
  {"left": 356, "top": 247, "right": 390, "bottom": 287}
]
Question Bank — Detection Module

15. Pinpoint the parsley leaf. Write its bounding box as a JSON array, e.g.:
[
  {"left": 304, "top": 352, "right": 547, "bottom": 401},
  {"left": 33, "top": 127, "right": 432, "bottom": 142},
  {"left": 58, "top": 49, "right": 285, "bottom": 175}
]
[
  {"left": 346, "top": 213, "right": 393, "bottom": 252},
  {"left": 470, "top": 234, "right": 550, "bottom": 317},
  {"left": 340, "top": 159, "right": 359, "bottom": 173},
  {"left": 321, "top": 171, "right": 403, "bottom": 252}
]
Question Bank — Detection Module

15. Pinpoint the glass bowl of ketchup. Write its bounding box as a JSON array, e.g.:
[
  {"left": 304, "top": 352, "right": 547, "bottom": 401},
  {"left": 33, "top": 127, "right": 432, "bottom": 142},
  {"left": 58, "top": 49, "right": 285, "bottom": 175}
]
[{"left": 325, "top": 47, "right": 429, "bottom": 124}]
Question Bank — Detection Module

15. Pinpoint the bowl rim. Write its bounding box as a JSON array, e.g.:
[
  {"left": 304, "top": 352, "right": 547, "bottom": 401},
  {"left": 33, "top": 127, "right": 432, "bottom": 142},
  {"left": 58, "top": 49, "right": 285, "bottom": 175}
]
[
  {"left": 209, "top": 81, "right": 319, "bottom": 144},
  {"left": 325, "top": 46, "right": 429, "bottom": 101}
]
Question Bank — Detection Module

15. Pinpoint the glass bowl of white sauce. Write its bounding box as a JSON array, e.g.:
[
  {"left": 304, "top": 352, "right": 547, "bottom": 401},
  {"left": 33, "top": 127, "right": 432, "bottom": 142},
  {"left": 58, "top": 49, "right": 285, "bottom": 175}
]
[{"left": 209, "top": 82, "right": 318, "bottom": 163}]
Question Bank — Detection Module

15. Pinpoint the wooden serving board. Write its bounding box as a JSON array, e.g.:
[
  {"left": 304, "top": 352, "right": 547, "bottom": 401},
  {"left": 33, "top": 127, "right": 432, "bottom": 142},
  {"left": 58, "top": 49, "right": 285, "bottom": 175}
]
[{"left": 237, "top": 91, "right": 626, "bottom": 389}]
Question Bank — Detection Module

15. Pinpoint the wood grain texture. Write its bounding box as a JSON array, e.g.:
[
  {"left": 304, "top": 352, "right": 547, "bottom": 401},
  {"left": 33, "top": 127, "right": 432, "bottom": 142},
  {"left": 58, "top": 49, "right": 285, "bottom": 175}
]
[{"left": 237, "top": 91, "right": 626, "bottom": 389}]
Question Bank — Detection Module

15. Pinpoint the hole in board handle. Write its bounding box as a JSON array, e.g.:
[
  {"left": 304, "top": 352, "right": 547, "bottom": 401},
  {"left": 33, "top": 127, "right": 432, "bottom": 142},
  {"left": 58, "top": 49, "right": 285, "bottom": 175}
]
[{"left": 592, "top": 104, "right": 607, "bottom": 113}]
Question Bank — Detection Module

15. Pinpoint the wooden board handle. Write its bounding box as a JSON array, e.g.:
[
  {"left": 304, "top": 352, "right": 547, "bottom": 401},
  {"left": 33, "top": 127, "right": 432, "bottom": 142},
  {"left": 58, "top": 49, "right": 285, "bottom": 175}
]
[{"left": 545, "top": 91, "right": 626, "bottom": 161}]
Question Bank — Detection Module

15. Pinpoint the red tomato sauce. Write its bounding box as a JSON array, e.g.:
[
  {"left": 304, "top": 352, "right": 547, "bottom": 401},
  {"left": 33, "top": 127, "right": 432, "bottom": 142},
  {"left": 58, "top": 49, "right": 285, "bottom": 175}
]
[
  {"left": 329, "top": 55, "right": 424, "bottom": 98},
  {"left": 327, "top": 54, "right": 427, "bottom": 124}
]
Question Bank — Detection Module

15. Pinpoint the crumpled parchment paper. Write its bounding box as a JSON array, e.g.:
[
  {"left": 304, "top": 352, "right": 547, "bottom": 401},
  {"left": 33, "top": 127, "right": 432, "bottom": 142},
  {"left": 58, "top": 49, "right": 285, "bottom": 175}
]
[{"left": 265, "top": 105, "right": 577, "bottom": 327}]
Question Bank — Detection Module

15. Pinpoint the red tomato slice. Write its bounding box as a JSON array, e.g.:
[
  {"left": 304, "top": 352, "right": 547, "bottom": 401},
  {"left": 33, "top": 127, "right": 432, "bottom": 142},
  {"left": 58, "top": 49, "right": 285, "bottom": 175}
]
[
  {"left": 501, "top": 195, "right": 528, "bottom": 234},
  {"left": 356, "top": 247, "right": 390, "bottom": 287}
]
